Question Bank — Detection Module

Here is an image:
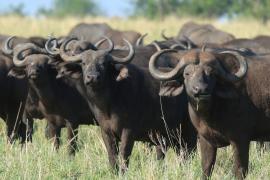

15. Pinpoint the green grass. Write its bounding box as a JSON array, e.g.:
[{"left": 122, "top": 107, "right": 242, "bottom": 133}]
[
  {"left": 0, "top": 121, "right": 269, "bottom": 179},
  {"left": 0, "top": 16, "right": 269, "bottom": 179}
]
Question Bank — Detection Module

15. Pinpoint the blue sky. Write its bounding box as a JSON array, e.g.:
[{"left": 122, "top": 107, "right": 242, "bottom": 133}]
[{"left": 0, "top": 0, "right": 133, "bottom": 17}]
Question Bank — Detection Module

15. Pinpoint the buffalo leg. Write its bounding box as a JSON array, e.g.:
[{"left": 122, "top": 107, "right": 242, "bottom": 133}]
[
  {"left": 6, "top": 101, "right": 25, "bottom": 143},
  {"left": 200, "top": 135, "right": 217, "bottom": 180},
  {"left": 156, "top": 145, "right": 165, "bottom": 160},
  {"left": 119, "top": 129, "right": 135, "bottom": 173},
  {"left": 231, "top": 139, "right": 249, "bottom": 180},
  {"left": 47, "top": 122, "right": 61, "bottom": 150},
  {"left": 67, "top": 124, "right": 79, "bottom": 155},
  {"left": 101, "top": 129, "right": 119, "bottom": 170},
  {"left": 6, "top": 113, "right": 19, "bottom": 144},
  {"left": 22, "top": 113, "right": 33, "bottom": 142},
  {"left": 18, "top": 122, "right": 27, "bottom": 144},
  {"left": 181, "top": 121, "right": 197, "bottom": 156},
  {"left": 44, "top": 122, "right": 50, "bottom": 139}
]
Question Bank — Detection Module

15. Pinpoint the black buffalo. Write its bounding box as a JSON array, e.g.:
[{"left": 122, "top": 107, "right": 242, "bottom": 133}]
[
  {"left": 0, "top": 50, "right": 28, "bottom": 143},
  {"left": 57, "top": 37, "right": 197, "bottom": 172},
  {"left": 68, "top": 23, "right": 144, "bottom": 49},
  {"left": 9, "top": 41, "right": 96, "bottom": 154},
  {"left": 162, "top": 21, "right": 235, "bottom": 46}
]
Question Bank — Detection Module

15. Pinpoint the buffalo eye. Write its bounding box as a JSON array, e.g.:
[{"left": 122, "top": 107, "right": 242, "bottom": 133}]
[
  {"left": 205, "top": 66, "right": 213, "bottom": 76},
  {"left": 184, "top": 65, "right": 194, "bottom": 77},
  {"left": 81, "top": 62, "right": 86, "bottom": 66},
  {"left": 184, "top": 72, "right": 190, "bottom": 76}
]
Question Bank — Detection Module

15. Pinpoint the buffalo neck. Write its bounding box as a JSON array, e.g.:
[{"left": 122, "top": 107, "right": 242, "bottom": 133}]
[
  {"left": 29, "top": 69, "right": 57, "bottom": 108},
  {"left": 188, "top": 95, "right": 218, "bottom": 127},
  {"left": 85, "top": 66, "right": 121, "bottom": 116},
  {"left": 86, "top": 77, "right": 113, "bottom": 114},
  {"left": 64, "top": 76, "right": 88, "bottom": 101}
]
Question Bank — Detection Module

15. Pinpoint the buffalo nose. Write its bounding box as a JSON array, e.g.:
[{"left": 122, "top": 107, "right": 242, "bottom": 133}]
[
  {"left": 192, "top": 86, "right": 200, "bottom": 94},
  {"left": 192, "top": 85, "right": 209, "bottom": 95},
  {"left": 85, "top": 74, "right": 99, "bottom": 85}
]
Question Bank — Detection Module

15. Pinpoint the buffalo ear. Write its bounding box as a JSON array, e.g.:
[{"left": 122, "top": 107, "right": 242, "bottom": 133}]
[
  {"left": 70, "top": 71, "right": 82, "bottom": 79},
  {"left": 215, "top": 84, "right": 239, "bottom": 99},
  {"left": 159, "top": 80, "right": 184, "bottom": 97},
  {"left": 7, "top": 68, "right": 26, "bottom": 79},
  {"left": 63, "top": 62, "right": 82, "bottom": 79},
  {"left": 114, "top": 64, "right": 129, "bottom": 82},
  {"left": 48, "top": 58, "right": 60, "bottom": 66}
]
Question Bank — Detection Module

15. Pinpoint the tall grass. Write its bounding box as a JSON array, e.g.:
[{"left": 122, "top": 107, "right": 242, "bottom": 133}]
[
  {"left": 0, "top": 16, "right": 269, "bottom": 179},
  {"left": 1, "top": 16, "right": 270, "bottom": 41}
]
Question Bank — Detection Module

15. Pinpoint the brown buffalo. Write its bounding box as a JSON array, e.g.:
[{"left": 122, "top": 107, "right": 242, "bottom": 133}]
[{"left": 149, "top": 47, "right": 270, "bottom": 179}]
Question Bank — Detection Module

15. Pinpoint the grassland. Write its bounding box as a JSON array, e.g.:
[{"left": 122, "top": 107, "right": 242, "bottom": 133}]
[{"left": 0, "top": 15, "right": 270, "bottom": 180}]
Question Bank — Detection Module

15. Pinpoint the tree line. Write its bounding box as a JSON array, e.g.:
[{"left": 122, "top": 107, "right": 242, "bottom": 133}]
[{"left": 2, "top": 0, "right": 270, "bottom": 24}]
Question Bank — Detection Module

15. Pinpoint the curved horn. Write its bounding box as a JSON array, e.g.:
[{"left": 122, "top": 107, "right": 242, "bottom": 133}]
[
  {"left": 57, "top": 37, "right": 66, "bottom": 45},
  {"left": 2, "top": 36, "right": 15, "bottom": 55},
  {"left": 201, "top": 44, "right": 207, "bottom": 52},
  {"left": 45, "top": 37, "right": 59, "bottom": 55},
  {"left": 151, "top": 41, "right": 161, "bottom": 51},
  {"left": 60, "top": 37, "right": 82, "bottom": 62},
  {"left": 13, "top": 43, "right": 47, "bottom": 67},
  {"left": 110, "top": 39, "right": 134, "bottom": 64},
  {"left": 217, "top": 50, "right": 248, "bottom": 82},
  {"left": 170, "top": 42, "right": 187, "bottom": 50},
  {"left": 183, "top": 35, "right": 193, "bottom": 49},
  {"left": 136, "top": 33, "right": 148, "bottom": 46},
  {"left": 161, "top": 30, "right": 170, "bottom": 40},
  {"left": 94, "top": 38, "right": 107, "bottom": 48},
  {"left": 149, "top": 49, "right": 192, "bottom": 80},
  {"left": 95, "top": 36, "right": 114, "bottom": 52}
]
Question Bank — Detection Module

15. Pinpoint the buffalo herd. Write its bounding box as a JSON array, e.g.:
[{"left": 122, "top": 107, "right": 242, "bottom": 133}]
[{"left": 0, "top": 21, "right": 270, "bottom": 179}]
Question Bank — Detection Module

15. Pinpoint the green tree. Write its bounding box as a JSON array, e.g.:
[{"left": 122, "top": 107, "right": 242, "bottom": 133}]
[
  {"left": 131, "top": 0, "right": 270, "bottom": 24},
  {"left": 3, "top": 3, "right": 25, "bottom": 16},
  {"left": 178, "top": 0, "right": 233, "bottom": 18},
  {"left": 231, "top": 0, "right": 270, "bottom": 24},
  {"left": 38, "top": 0, "right": 100, "bottom": 17},
  {"left": 131, "top": 0, "right": 180, "bottom": 19}
]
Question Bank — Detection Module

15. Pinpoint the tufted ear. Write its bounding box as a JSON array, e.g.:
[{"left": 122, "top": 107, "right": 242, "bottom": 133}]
[
  {"left": 8, "top": 67, "right": 26, "bottom": 79},
  {"left": 217, "top": 53, "right": 242, "bottom": 76},
  {"left": 56, "top": 62, "right": 82, "bottom": 79},
  {"left": 159, "top": 80, "right": 184, "bottom": 97},
  {"left": 114, "top": 64, "right": 129, "bottom": 82},
  {"left": 48, "top": 58, "right": 60, "bottom": 66}
]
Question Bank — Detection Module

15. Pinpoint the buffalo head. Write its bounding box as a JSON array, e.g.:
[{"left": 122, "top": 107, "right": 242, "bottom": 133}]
[
  {"left": 58, "top": 37, "right": 134, "bottom": 87},
  {"left": 6, "top": 37, "right": 54, "bottom": 80},
  {"left": 149, "top": 48, "right": 247, "bottom": 109}
]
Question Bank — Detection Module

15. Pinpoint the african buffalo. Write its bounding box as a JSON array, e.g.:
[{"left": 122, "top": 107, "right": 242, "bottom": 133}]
[
  {"left": 0, "top": 49, "right": 28, "bottom": 143},
  {"left": 223, "top": 38, "right": 270, "bottom": 54},
  {"left": 163, "top": 21, "right": 235, "bottom": 46},
  {"left": 149, "top": 47, "right": 270, "bottom": 179},
  {"left": 68, "top": 23, "right": 144, "bottom": 49},
  {"left": 57, "top": 37, "right": 197, "bottom": 172},
  {"left": 8, "top": 40, "right": 96, "bottom": 154},
  {"left": 0, "top": 34, "right": 46, "bottom": 49},
  {"left": 46, "top": 36, "right": 196, "bottom": 160}
]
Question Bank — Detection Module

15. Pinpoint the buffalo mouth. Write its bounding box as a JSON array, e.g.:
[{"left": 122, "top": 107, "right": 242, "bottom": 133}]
[
  {"left": 56, "top": 73, "right": 64, "bottom": 79},
  {"left": 194, "top": 93, "right": 212, "bottom": 100},
  {"left": 29, "top": 73, "right": 39, "bottom": 79}
]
